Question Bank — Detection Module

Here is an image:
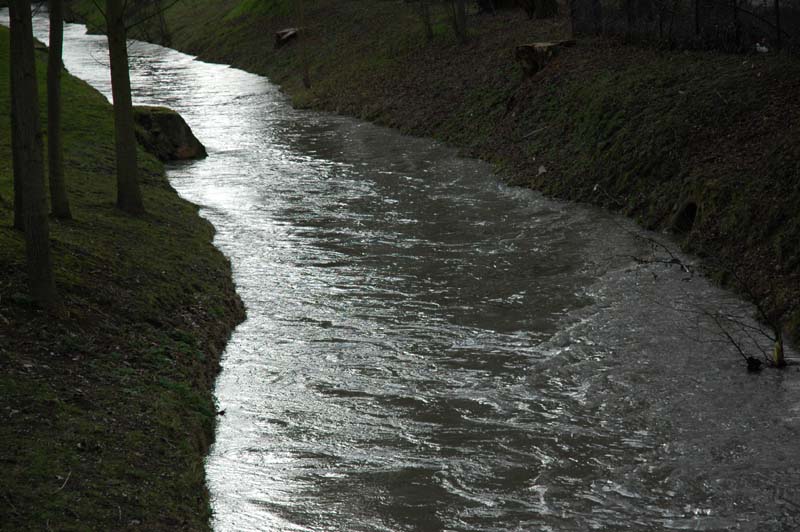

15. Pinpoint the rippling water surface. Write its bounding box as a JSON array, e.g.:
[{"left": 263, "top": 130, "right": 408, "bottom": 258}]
[{"left": 8, "top": 11, "right": 800, "bottom": 531}]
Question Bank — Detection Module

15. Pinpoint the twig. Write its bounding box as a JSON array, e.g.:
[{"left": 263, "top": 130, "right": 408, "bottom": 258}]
[
  {"left": 612, "top": 222, "right": 694, "bottom": 276},
  {"left": 612, "top": 230, "right": 778, "bottom": 366},
  {"left": 702, "top": 308, "right": 749, "bottom": 361},
  {"left": 125, "top": 0, "right": 182, "bottom": 32},
  {"left": 53, "top": 470, "right": 71, "bottom": 494},
  {"left": 522, "top": 125, "right": 549, "bottom": 139},
  {"left": 593, "top": 184, "right": 626, "bottom": 209},
  {"left": 3, "top": 494, "right": 17, "bottom": 513},
  {"left": 89, "top": 0, "right": 108, "bottom": 24}
]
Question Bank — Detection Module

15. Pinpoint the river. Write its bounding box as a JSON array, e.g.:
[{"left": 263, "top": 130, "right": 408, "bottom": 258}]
[{"left": 5, "top": 10, "right": 800, "bottom": 531}]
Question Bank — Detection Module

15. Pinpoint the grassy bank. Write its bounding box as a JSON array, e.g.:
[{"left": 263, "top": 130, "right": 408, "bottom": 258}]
[
  {"left": 0, "top": 26, "right": 244, "bottom": 530},
  {"left": 102, "top": 0, "right": 799, "bottom": 342}
]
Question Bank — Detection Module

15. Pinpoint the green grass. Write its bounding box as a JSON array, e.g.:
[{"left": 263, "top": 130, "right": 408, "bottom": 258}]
[
  {"left": 0, "top": 26, "right": 243, "bottom": 530},
  {"left": 224, "top": 0, "right": 291, "bottom": 21}
]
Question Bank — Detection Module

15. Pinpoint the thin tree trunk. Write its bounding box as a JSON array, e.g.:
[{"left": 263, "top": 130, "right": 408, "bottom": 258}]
[
  {"left": 695, "top": 0, "right": 701, "bottom": 36},
  {"left": 297, "top": 0, "right": 311, "bottom": 89},
  {"left": 419, "top": 0, "right": 433, "bottom": 40},
  {"left": 157, "top": 0, "right": 171, "bottom": 46},
  {"left": 774, "top": 328, "right": 785, "bottom": 367},
  {"left": 449, "top": 0, "right": 467, "bottom": 42},
  {"left": 48, "top": 0, "right": 72, "bottom": 219},
  {"left": 10, "top": 0, "right": 58, "bottom": 306},
  {"left": 625, "top": 0, "right": 633, "bottom": 37},
  {"left": 536, "top": 0, "right": 559, "bottom": 19},
  {"left": 9, "top": 0, "right": 24, "bottom": 231},
  {"left": 106, "top": 0, "right": 145, "bottom": 214},
  {"left": 774, "top": 0, "right": 782, "bottom": 49},
  {"left": 456, "top": 0, "right": 467, "bottom": 40},
  {"left": 591, "top": 0, "right": 603, "bottom": 34},
  {"left": 521, "top": 0, "right": 535, "bottom": 19},
  {"left": 568, "top": 0, "right": 576, "bottom": 38}
]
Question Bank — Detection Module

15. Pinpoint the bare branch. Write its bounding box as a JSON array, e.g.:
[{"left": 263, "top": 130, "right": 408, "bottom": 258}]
[
  {"left": 89, "top": 0, "right": 108, "bottom": 23},
  {"left": 124, "top": 0, "right": 182, "bottom": 32},
  {"left": 52, "top": 470, "right": 72, "bottom": 494},
  {"left": 700, "top": 307, "right": 749, "bottom": 361}
]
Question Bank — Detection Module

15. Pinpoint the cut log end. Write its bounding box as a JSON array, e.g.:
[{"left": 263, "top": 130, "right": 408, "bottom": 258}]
[
  {"left": 275, "top": 28, "right": 299, "bottom": 49},
  {"left": 514, "top": 40, "right": 576, "bottom": 76}
]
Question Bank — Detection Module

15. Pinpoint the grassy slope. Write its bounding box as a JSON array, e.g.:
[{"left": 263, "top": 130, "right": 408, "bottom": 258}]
[
  {"left": 0, "top": 27, "right": 243, "bottom": 530},
  {"left": 118, "top": 0, "right": 799, "bottom": 341}
]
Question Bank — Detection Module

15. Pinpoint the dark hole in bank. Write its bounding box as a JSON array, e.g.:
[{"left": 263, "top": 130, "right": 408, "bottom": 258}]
[{"left": 672, "top": 201, "right": 698, "bottom": 234}]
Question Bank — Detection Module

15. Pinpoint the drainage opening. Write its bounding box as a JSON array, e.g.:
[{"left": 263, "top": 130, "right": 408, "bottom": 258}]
[{"left": 671, "top": 202, "right": 698, "bottom": 234}]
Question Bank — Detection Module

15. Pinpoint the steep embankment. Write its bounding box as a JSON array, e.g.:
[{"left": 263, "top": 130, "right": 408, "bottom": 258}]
[
  {"left": 71, "top": 2, "right": 799, "bottom": 331},
  {"left": 0, "top": 27, "right": 243, "bottom": 530}
]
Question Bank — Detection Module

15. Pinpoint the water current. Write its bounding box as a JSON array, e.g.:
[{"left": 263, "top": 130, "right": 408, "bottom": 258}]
[{"left": 5, "top": 11, "right": 800, "bottom": 531}]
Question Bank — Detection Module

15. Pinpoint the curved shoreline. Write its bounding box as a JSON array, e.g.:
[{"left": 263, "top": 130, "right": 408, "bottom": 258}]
[{"left": 0, "top": 24, "right": 244, "bottom": 530}]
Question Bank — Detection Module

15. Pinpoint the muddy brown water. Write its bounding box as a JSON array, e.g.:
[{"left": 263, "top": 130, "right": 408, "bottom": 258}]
[{"left": 8, "top": 11, "right": 800, "bottom": 531}]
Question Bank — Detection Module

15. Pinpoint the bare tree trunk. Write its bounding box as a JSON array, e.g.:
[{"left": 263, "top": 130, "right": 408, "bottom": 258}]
[
  {"left": 625, "top": 0, "right": 633, "bottom": 37},
  {"left": 536, "top": 0, "right": 559, "bottom": 19},
  {"left": 295, "top": 0, "right": 311, "bottom": 88},
  {"left": 9, "top": 0, "right": 24, "bottom": 231},
  {"left": 48, "top": 0, "right": 72, "bottom": 220},
  {"left": 157, "top": 0, "right": 171, "bottom": 46},
  {"left": 668, "top": 0, "right": 680, "bottom": 46},
  {"left": 568, "top": 0, "right": 576, "bottom": 38},
  {"left": 695, "top": 0, "right": 701, "bottom": 36},
  {"left": 106, "top": 0, "right": 145, "bottom": 214},
  {"left": 774, "top": 0, "right": 782, "bottom": 49},
  {"left": 10, "top": 0, "right": 58, "bottom": 306},
  {"left": 456, "top": 0, "right": 467, "bottom": 39},
  {"left": 520, "top": 0, "right": 536, "bottom": 19},
  {"left": 774, "top": 328, "right": 785, "bottom": 367},
  {"left": 449, "top": 0, "right": 468, "bottom": 42},
  {"left": 591, "top": 0, "right": 603, "bottom": 34},
  {"left": 419, "top": 0, "right": 433, "bottom": 40}
]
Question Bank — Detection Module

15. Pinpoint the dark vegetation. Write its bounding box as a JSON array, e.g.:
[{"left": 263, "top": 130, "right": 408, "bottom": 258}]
[
  {"left": 0, "top": 22, "right": 244, "bottom": 530},
  {"left": 571, "top": 0, "right": 800, "bottom": 53},
  {"left": 72, "top": 0, "right": 799, "bottom": 353}
]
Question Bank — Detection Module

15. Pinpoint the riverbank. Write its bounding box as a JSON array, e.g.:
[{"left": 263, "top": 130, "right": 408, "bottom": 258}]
[
  {"left": 69, "top": 0, "right": 799, "bottom": 344},
  {"left": 0, "top": 26, "right": 244, "bottom": 530}
]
